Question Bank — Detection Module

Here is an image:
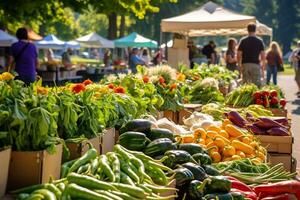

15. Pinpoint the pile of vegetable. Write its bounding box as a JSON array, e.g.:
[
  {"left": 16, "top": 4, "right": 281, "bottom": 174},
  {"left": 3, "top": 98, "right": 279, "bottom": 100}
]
[
  {"left": 226, "top": 111, "right": 290, "bottom": 136},
  {"left": 179, "top": 119, "right": 267, "bottom": 163},
  {"left": 226, "top": 84, "right": 258, "bottom": 107},
  {"left": 13, "top": 144, "right": 177, "bottom": 200},
  {"left": 252, "top": 89, "right": 286, "bottom": 109}
]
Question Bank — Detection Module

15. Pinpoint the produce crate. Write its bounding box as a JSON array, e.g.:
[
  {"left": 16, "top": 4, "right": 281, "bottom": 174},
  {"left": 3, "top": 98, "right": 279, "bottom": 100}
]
[
  {"left": 178, "top": 104, "right": 202, "bottom": 125},
  {"left": 268, "top": 153, "right": 292, "bottom": 172},
  {"left": 156, "top": 111, "right": 164, "bottom": 120},
  {"left": 65, "top": 136, "right": 101, "bottom": 161},
  {"left": 114, "top": 129, "right": 120, "bottom": 144},
  {"left": 268, "top": 108, "right": 288, "bottom": 117},
  {"left": 163, "top": 110, "right": 178, "bottom": 124},
  {"left": 7, "top": 144, "right": 62, "bottom": 191},
  {"left": 100, "top": 128, "right": 115, "bottom": 154},
  {"left": 257, "top": 135, "right": 293, "bottom": 154},
  {"left": 0, "top": 147, "right": 11, "bottom": 197},
  {"left": 160, "top": 179, "right": 176, "bottom": 199}
]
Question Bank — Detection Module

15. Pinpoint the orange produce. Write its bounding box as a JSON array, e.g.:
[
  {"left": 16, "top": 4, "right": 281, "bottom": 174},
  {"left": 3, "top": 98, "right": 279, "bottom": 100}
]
[
  {"left": 222, "top": 119, "right": 232, "bottom": 128},
  {"left": 225, "top": 124, "right": 244, "bottom": 138},
  {"left": 231, "top": 155, "right": 242, "bottom": 160},
  {"left": 223, "top": 145, "right": 236, "bottom": 157},
  {"left": 205, "top": 138, "right": 214, "bottom": 145},
  {"left": 232, "top": 140, "right": 254, "bottom": 155},
  {"left": 207, "top": 131, "right": 218, "bottom": 139},
  {"left": 194, "top": 128, "right": 206, "bottom": 140},
  {"left": 207, "top": 124, "right": 222, "bottom": 133},
  {"left": 214, "top": 137, "right": 226, "bottom": 149},
  {"left": 210, "top": 151, "right": 222, "bottom": 163},
  {"left": 215, "top": 135, "right": 230, "bottom": 144},
  {"left": 250, "top": 141, "right": 259, "bottom": 150},
  {"left": 242, "top": 136, "right": 252, "bottom": 145},
  {"left": 236, "top": 151, "right": 246, "bottom": 158},
  {"left": 197, "top": 139, "right": 206, "bottom": 145},
  {"left": 182, "top": 135, "right": 194, "bottom": 143},
  {"left": 219, "top": 130, "right": 229, "bottom": 139}
]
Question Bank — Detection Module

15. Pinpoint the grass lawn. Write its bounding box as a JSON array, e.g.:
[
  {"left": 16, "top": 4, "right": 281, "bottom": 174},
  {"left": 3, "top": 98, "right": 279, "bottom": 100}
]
[{"left": 278, "top": 64, "right": 295, "bottom": 76}]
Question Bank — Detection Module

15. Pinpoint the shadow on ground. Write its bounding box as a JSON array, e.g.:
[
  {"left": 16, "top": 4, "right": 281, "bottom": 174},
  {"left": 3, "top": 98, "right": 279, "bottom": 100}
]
[{"left": 292, "top": 99, "right": 300, "bottom": 115}]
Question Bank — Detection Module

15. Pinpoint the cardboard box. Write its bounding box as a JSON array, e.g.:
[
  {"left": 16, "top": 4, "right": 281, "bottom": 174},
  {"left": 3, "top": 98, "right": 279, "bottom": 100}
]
[
  {"left": 160, "top": 179, "right": 176, "bottom": 199},
  {"left": 65, "top": 137, "right": 101, "bottom": 161},
  {"left": 7, "top": 144, "right": 62, "bottom": 191},
  {"left": 257, "top": 135, "right": 293, "bottom": 154},
  {"left": 268, "top": 108, "right": 288, "bottom": 117},
  {"left": 269, "top": 153, "right": 292, "bottom": 172},
  {"left": 114, "top": 129, "right": 120, "bottom": 144},
  {"left": 100, "top": 128, "right": 115, "bottom": 154},
  {"left": 178, "top": 104, "right": 202, "bottom": 125},
  {"left": 163, "top": 110, "right": 178, "bottom": 124},
  {"left": 0, "top": 147, "right": 11, "bottom": 197}
]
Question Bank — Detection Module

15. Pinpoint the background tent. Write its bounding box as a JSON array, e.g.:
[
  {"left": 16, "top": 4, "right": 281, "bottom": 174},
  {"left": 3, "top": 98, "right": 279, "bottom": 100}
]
[
  {"left": 0, "top": 30, "right": 17, "bottom": 46},
  {"left": 114, "top": 32, "right": 157, "bottom": 48},
  {"left": 76, "top": 32, "right": 114, "bottom": 48},
  {"left": 65, "top": 40, "right": 80, "bottom": 49},
  {"left": 161, "top": 1, "right": 267, "bottom": 37},
  {"left": 35, "top": 34, "right": 65, "bottom": 49}
]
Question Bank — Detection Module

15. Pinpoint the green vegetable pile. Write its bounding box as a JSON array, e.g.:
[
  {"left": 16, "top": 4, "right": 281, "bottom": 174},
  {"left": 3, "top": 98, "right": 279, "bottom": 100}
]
[
  {"left": 214, "top": 159, "right": 297, "bottom": 185},
  {"left": 225, "top": 84, "right": 258, "bottom": 107},
  {"left": 13, "top": 144, "right": 177, "bottom": 200}
]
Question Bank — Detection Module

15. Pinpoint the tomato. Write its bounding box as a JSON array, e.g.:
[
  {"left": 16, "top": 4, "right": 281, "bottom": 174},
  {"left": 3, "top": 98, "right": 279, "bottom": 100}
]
[
  {"left": 270, "top": 97, "right": 279, "bottom": 105},
  {"left": 159, "top": 76, "right": 165, "bottom": 84},
  {"left": 253, "top": 91, "right": 262, "bottom": 99},
  {"left": 270, "top": 90, "right": 278, "bottom": 97},
  {"left": 142, "top": 76, "right": 150, "bottom": 83},
  {"left": 255, "top": 99, "right": 263, "bottom": 105},
  {"left": 280, "top": 99, "right": 286, "bottom": 107},
  {"left": 262, "top": 91, "right": 270, "bottom": 97},
  {"left": 108, "top": 83, "right": 114, "bottom": 89}
]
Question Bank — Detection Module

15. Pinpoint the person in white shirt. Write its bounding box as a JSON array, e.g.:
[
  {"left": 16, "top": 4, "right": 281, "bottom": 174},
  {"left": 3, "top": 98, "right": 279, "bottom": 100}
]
[{"left": 141, "top": 48, "right": 150, "bottom": 66}]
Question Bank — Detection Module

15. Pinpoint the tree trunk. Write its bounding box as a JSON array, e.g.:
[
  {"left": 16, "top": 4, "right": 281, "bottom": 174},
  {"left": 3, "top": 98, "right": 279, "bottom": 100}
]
[
  {"left": 119, "top": 15, "right": 125, "bottom": 38},
  {"left": 108, "top": 13, "right": 118, "bottom": 40}
]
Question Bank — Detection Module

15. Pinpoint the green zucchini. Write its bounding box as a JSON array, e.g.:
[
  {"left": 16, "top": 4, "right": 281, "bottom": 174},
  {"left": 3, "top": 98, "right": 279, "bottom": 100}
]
[
  {"left": 172, "top": 167, "right": 194, "bottom": 187},
  {"left": 148, "top": 128, "right": 175, "bottom": 141},
  {"left": 163, "top": 150, "right": 196, "bottom": 168},
  {"left": 118, "top": 131, "right": 150, "bottom": 151},
  {"left": 204, "top": 176, "right": 231, "bottom": 194},
  {"left": 203, "top": 165, "right": 220, "bottom": 176},
  {"left": 192, "top": 153, "right": 212, "bottom": 165},
  {"left": 181, "top": 162, "right": 208, "bottom": 181},
  {"left": 120, "top": 119, "right": 154, "bottom": 134},
  {"left": 178, "top": 143, "right": 207, "bottom": 155},
  {"left": 144, "top": 138, "right": 176, "bottom": 157}
]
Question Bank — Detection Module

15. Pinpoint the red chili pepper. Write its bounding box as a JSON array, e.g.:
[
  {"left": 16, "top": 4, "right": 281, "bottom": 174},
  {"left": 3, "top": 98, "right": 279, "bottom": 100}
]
[
  {"left": 231, "top": 188, "right": 257, "bottom": 200},
  {"left": 261, "top": 193, "right": 296, "bottom": 200},
  {"left": 230, "top": 180, "right": 253, "bottom": 192},
  {"left": 254, "top": 181, "right": 300, "bottom": 199}
]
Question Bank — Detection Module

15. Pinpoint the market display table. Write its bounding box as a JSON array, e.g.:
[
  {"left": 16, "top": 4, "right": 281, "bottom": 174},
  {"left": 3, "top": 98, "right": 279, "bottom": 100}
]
[{"left": 38, "top": 70, "right": 83, "bottom": 86}]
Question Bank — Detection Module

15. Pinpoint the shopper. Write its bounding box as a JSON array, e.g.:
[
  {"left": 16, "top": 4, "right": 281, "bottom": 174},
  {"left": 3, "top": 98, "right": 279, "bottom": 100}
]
[
  {"left": 202, "top": 41, "right": 216, "bottom": 65},
  {"left": 103, "top": 49, "right": 111, "bottom": 67},
  {"left": 61, "top": 48, "right": 73, "bottom": 68},
  {"left": 237, "top": 23, "right": 266, "bottom": 87},
  {"left": 225, "top": 38, "right": 238, "bottom": 71},
  {"left": 266, "top": 42, "right": 283, "bottom": 85},
  {"left": 290, "top": 41, "right": 300, "bottom": 96},
  {"left": 141, "top": 48, "right": 150, "bottom": 66},
  {"left": 129, "top": 48, "right": 145, "bottom": 73},
  {"left": 153, "top": 48, "right": 162, "bottom": 65},
  {"left": 9, "top": 27, "right": 38, "bottom": 85}
]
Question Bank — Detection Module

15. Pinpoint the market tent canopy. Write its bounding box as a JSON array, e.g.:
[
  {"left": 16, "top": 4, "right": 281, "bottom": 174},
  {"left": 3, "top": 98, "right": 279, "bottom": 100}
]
[
  {"left": 0, "top": 30, "right": 17, "bottom": 46},
  {"left": 186, "top": 20, "right": 272, "bottom": 37},
  {"left": 76, "top": 32, "right": 114, "bottom": 48},
  {"left": 65, "top": 40, "right": 80, "bottom": 49},
  {"left": 161, "top": 1, "right": 267, "bottom": 36},
  {"left": 35, "top": 34, "right": 65, "bottom": 49},
  {"left": 114, "top": 32, "right": 157, "bottom": 48}
]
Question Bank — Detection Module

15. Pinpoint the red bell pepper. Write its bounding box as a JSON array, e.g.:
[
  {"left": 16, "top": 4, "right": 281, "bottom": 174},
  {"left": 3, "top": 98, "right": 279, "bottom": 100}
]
[
  {"left": 254, "top": 180, "right": 300, "bottom": 199},
  {"left": 231, "top": 180, "right": 253, "bottom": 192}
]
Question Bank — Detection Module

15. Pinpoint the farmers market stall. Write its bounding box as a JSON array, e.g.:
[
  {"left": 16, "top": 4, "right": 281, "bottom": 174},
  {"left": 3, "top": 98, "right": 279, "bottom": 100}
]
[
  {"left": 0, "top": 64, "right": 298, "bottom": 199},
  {"left": 114, "top": 32, "right": 158, "bottom": 48},
  {"left": 0, "top": 30, "right": 17, "bottom": 46},
  {"left": 76, "top": 32, "right": 115, "bottom": 48}
]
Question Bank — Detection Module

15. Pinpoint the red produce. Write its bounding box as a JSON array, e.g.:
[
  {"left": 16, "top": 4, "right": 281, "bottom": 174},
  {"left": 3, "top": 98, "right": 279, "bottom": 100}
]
[
  {"left": 231, "top": 188, "right": 257, "bottom": 200},
  {"left": 267, "top": 127, "right": 289, "bottom": 136},
  {"left": 280, "top": 99, "right": 287, "bottom": 107},
  {"left": 256, "top": 99, "right": 264, "bottom": 105},
  {"left": 227, "top": 111, "right": 247, "bottom": 128},
  {"left": 253, "top": 91, "right": 262, "bottom": 99},
  {"left": 270, "top": 97, "right": 279, "bottom": 105},
  {"left": 270, "top": 90, "right": 278, "bottom": 97},
  {"left": 260, "top": 193, "right": 297, "bottom": 200},
  {"left": 262, "top": 91, "right": 270, "bottom": 97},
  {"left": 230, "top": 179, "right": 253, "bottom": 192}
]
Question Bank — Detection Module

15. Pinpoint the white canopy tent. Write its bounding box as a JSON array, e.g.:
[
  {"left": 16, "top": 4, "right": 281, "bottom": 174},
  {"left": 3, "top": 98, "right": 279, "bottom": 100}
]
[
  {"left": 76, "top": 32, "right": 114, "bottom": 48},
  {"left": 0, "top": 30, "right": 17, "bottom": 46},
  {"left": 35, "top": 34, "right": 66, "bottom": 49},
  {"left": 161, "top": 1, "right": 272, "bottom": 37}
]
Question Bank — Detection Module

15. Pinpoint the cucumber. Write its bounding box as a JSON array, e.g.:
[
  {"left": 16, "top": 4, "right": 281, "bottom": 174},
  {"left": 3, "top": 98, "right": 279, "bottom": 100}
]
[
  {"left": 148, "top": 128, "right": 175, "bottom": 141},
  {"left": 144, "top": 138, "right": 176, "bottom": 157},
  {"left": 178, "top": 143, "right": 207, "bottom": 155},
  {"left": 118, "top": 131, "right": 150, "bottom": 151},
  {"left": 119, "top": 119, "right": 154, "bottom": 134}
]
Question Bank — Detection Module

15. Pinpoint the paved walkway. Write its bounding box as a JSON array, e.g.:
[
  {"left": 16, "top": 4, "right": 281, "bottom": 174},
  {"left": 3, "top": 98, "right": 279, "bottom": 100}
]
[{"left": 277, "top": 75, "right": 300, "bottom": 171}]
